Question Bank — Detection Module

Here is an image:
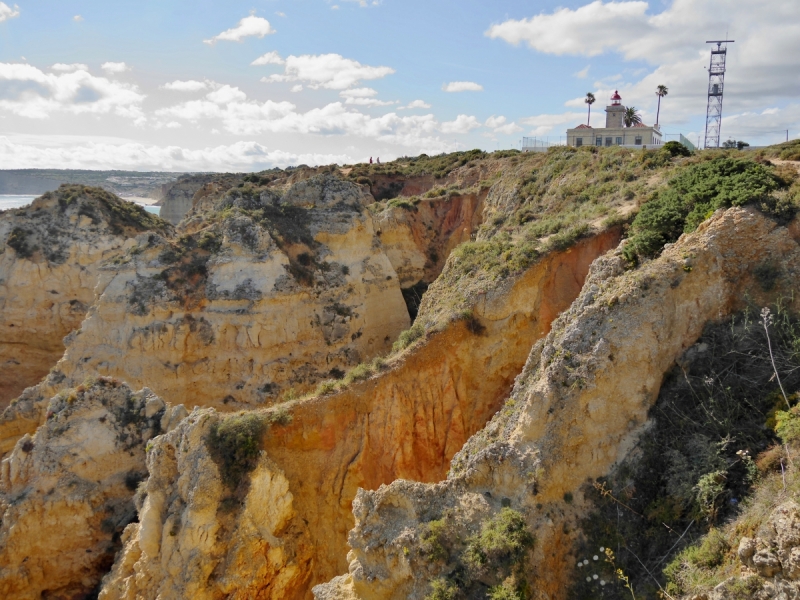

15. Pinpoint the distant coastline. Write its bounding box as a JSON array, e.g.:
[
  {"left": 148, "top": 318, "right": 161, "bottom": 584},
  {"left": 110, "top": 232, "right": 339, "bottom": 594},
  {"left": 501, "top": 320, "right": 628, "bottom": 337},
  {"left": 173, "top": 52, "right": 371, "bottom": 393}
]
[{"left": 0, "top": 194, "right": 160, "bottom": 215}]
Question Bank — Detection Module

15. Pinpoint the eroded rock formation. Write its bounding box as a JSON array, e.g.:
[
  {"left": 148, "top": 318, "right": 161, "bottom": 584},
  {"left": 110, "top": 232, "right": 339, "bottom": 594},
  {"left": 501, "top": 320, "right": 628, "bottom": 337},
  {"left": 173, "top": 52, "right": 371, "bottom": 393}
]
[
  {"left": 317, "top": 207, "right": 800, "bottom": 599},
  {"left": 0, "top": 187, "right": 171, "bottom": 408},
  {"left": 23, "top": 174, "right": 410, "bottom": 412},
  {"left": 99, "top": 226, "right": 621, "bottom": 598},
  {"left": 0, "top": 379, "right": 180, "bottom": 599}
]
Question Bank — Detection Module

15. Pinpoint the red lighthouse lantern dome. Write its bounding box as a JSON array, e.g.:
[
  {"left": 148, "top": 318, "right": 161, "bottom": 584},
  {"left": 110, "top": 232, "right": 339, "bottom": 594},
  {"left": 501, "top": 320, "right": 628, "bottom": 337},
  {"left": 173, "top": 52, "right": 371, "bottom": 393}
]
[{"left": 611, "top": 90, "right": 622, "bottom": 105}]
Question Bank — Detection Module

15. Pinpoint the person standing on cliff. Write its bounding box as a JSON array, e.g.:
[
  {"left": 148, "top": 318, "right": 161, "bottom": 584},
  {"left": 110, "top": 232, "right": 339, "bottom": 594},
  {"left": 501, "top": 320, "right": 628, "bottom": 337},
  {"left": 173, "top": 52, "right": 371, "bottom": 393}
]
[
  {"left": 377, "top": 157, "right": 380, "bottom": 164},
  {"left": 369, "top": 157, "right": 373, "bottom": 164}
]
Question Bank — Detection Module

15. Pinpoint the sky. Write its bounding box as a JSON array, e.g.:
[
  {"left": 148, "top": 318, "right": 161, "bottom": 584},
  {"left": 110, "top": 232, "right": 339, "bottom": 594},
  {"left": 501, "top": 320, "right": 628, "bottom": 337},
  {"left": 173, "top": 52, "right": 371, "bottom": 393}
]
[{"left": 0, "top": 0, "right": 798, "bottom": 172}]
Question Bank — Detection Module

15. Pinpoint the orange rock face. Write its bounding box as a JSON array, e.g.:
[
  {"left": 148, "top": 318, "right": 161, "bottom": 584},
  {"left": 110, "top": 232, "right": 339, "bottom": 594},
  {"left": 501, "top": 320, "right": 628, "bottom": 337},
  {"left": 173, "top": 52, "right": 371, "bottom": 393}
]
[{"left": 100, "top": 229, "right": 621, "bottom": 599}]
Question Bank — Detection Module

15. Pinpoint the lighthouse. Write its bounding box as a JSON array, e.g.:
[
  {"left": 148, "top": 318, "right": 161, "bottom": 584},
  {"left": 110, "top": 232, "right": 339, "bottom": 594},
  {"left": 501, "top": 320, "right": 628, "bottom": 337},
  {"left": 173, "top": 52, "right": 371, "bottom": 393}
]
[{"left": 565, "top": 90, "right": 663, "bottom": 149}]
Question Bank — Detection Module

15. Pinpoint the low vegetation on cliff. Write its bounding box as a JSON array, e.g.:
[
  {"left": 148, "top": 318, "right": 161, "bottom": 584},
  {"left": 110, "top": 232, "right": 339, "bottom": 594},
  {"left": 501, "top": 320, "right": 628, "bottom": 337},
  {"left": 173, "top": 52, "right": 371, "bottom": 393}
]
[{"left": 572, "top": 302, "right": 800, "bottom": 599}]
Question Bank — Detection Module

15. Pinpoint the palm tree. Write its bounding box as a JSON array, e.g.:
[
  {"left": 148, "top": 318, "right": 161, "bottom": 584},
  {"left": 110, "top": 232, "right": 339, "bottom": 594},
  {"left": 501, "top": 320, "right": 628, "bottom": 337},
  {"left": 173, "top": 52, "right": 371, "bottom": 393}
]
[
  {"left": 655, "top": 85, "right": 668, "bottom": 126},
  {"left": 585, "top": 92, "right": 596, "bottom": 126},
  {"left": 624, "top": 106, "right": 642, "bottom": 128}
]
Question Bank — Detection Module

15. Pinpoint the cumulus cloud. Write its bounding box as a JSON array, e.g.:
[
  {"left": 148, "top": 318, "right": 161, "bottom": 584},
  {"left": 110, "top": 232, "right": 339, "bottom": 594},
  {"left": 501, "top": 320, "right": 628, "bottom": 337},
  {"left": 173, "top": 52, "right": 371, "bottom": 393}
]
[
  {"left": 0, "top": 136, "right": 355, "bottom": 171},
  {"left": 162, "top": 79, "right": 210, "bottom": 92},
  {"left": 251, "top": 51, "right": 285, "bottom": 66},
  {"left": 101, "top": 62, "right": 130, "bottom": 74},
  {"left": 440, "top": 114, "right": 481, "bottom": 134},
  {"left": 0, "top": 2, "right": 19, "bottom": 22},
  {"left": 0, "top": 62, "right": 145, "bottom": 121},
  {"left": 73, "top": 15, "right": 83, "bottom": 22},
  {"left": 261, "top": 53, "right": 395, "bottom": 90},
  {"left": 401, "top": 100, "right": 432, "bottom": 110},
  {"left": 484, "top": 115, "right": 523, "bottom": 135},
  {"left": 51, "top": 63, "right": 89, "bottom": 72},
  {"left": 339, "top": 87, "right": 394, "bottom": 106},
  {"left": 204, "top": 16, "right": 275, "bottom": 45},
  {"left": 442, "top": 81, "right": 483, "bottom": 93},
  {"left": 206, "top": 85, "right": 247, "bottom": 104},
  {"left": 488, "top": 0, "right": 800, "bottom": 128}
]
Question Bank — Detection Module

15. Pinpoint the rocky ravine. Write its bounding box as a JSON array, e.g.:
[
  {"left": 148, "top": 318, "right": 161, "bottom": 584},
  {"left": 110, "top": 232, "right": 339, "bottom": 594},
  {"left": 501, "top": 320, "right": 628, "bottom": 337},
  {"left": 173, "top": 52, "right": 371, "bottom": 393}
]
[
  {"left": 0, "top": 186, "right": 172, "bottom": 408},
  {"left": 97, "top": 226, "right": 621, "bottom": 600},
  {"left": 315, "top": 207, "right": 800, "bottom": 600}
]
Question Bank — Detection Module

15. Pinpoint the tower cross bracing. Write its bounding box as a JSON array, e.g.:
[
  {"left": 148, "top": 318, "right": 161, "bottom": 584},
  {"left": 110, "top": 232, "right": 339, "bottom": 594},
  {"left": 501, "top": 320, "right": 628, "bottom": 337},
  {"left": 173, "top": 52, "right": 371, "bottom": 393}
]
[{"left": 703, "top": 40, "right": 734, "bottom": 149}]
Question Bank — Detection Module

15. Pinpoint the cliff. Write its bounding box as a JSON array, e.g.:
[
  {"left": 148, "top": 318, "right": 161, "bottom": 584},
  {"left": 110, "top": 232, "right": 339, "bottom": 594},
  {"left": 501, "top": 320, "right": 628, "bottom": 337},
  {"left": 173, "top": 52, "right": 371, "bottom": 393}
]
[
  {"left": 0, "top": 186, "right": 172, "bottom": 407},
  {"left": 0, "top": 378, "right": 183, "bottom": 599},
  {"left": 316, "top": 206, "right": 800, "bottom": 599}
]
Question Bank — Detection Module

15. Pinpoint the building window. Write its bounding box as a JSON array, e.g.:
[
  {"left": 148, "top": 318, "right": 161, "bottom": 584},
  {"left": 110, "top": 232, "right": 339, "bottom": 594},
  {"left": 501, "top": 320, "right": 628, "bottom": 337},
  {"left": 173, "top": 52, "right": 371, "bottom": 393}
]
[
  {"left": 596, "top": 137, "right": 602, "bottom": 147},
  {"left": 605, "top": 137, "right": 612, "bottom": 147},
  {"left": 615, "top": 137, "right": 622, "bottom": 145},
  {"left": 635, "top": 135, "right": 642, "bottom": 145},
  {"left": 576, "top": 137, "right": 583, "bottom": 147}
]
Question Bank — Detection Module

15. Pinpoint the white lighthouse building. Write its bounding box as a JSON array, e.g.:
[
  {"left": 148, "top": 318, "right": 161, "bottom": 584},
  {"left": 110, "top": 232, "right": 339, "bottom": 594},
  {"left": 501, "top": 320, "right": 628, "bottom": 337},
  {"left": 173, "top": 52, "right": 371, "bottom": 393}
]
[{"left": 566, "top": 91, "right": 663, "bottom": 148}]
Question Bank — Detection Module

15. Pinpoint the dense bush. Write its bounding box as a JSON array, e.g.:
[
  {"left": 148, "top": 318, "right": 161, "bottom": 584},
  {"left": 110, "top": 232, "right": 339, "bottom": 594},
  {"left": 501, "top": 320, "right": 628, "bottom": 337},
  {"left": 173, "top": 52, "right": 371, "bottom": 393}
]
[
  {"left": 422, "top": 508, "right": 534, "bottom": 600},
  {"left": 624, "top": 157, "right": 787, "bottom": 261},
  {"left": 206, "top": 413, "right": 266, "bottom": 492},
  {"left": 662, "top": 140, "right": 692, "bottom": 157}
]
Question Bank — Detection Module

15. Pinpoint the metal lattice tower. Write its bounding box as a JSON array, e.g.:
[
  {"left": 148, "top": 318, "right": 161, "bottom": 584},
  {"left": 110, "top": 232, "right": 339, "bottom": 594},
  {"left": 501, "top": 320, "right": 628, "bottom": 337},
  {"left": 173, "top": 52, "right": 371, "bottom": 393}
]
[{"left": 703, "top": 40, "right": 734, "bottom": 149}]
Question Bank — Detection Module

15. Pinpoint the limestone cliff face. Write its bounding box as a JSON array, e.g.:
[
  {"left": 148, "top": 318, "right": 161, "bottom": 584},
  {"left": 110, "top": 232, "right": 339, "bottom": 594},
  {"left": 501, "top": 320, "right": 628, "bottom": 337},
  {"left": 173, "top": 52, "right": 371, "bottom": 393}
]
[
  {"left": 316, "top": 207, "right": 800, "bottom": 600},
  {"left": 101, "top": 227, "right": 621, "bottom": 599},
  {"left": 0, "top": 379, "right": 180, "bottom": 599},
  {"left": 372, "top": 190, "right": 486, "bottom": 290},
  {"left": 99, "top": 408, "right": 309, "bottom": 600},
  {"left": 158, "top": 174, "right": 239, "bottom": 225},
  {"left": 0, "top": 187, "right": 172, "bottom": 408},
  {"left": 28, "top": 174, "right": 409, "bottom": 413}
]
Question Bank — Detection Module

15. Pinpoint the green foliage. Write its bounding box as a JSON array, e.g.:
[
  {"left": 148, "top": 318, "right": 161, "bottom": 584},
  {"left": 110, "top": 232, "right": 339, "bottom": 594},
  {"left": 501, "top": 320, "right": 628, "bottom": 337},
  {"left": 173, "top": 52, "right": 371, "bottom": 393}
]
[
  {"left": 624, "top": 157, "right": 787, "bottom": 261},
  {"left": 775, "top": 406, "right": 800, "bottom": 444},
  {"left": 426, "top": 578, "right": 459, "bottom": 600},
  {"left": 392, "top": 322, "right": 425, "bottom": 352},
  {"left": 206, "top": 413, "right": 266, "bottom": 492},
  {"left": 6, "top": 227, "right": 35, "bottom": 258},
  {"left": 422, "top": 508, "right": 534, "bottom": 600},
  {"left": 464, "top": 508, "right": 535, "bottom": 575},
  {"left": 662, "top": 141, "right": 692, "bottom": 157}
]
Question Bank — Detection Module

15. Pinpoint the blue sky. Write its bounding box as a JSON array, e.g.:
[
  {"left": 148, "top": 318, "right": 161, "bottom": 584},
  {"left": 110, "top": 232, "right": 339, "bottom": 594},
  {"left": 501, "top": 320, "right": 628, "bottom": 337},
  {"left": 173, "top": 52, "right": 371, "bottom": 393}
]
[{"left": 0, "top": 0, "right": 797, "bottom": 171}]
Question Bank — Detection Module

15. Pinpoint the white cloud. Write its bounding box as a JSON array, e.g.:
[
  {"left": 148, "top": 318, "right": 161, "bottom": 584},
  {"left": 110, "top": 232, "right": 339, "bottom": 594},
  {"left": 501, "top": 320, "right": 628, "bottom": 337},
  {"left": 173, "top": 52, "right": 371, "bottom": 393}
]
[
  {"left": 291, "top": 84, "right": 303, "bottom": 93},
  {"left": 442, "top": 81, "right": 483, "bottom": 93},
  {"left": 261, "top": 53, "right": 395, "bottom": 90},
  {"left": 0, "top": 136, "right": 355, "bottom": 171},
  {"left": 251, "top": 51, "right": 285, "bottom": 66},
  {"left": 340, "top": 87, "right": 378, "bottom": 98},
  {"left": 206, "top": 85, "right": 247, "bottom": 104},
  {"left": 339, "top": 0, "right": 382, "bottom": 6},
  {"left": 162, "top": 79, "right": 209, "bottom": 92},
  {"left": 488, "top": 0, "right": 800, "bottom": 127},
  {"left": 484, "top": 115, "right": 523, "bottom": 135},
  {"left": 574, "top": 65, "right": 590, "bottom": 79},
  {"left": 276, "top": 11, "right": 286, "bottom": 17},
  {"left": 165, "top": 121, "right": 181, "bottom": 129},
  {"left": 51, "top": 63, "right": 89, "bottom": 72},
  {"left": 0, "top": 2, "right": 19, "bottom": 22},
  {"left": 0, "top": 62, "right": 145, "bottom": 121},
  {"left": 203, "top": 16, "right": 275, "bottom": 45},
  {"left": 73, "top": 15, "right": 83, "bottom": 22},
  {"left": 441, "top": 114, "right": 481, "bottom": 134},
  {"left": 520, "top": 111, "right": 588, "bottom": 136},
  {"left": 101, "top": 62, "right": 130, "bottom": 74},
  {"left": 401, "top": 99, "right": 432, "bottom": 110}
]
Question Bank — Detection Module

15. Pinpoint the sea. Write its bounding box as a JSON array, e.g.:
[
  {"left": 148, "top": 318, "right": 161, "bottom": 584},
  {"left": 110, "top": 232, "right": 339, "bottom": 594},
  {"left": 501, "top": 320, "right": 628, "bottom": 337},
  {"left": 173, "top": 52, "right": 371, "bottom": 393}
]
[{"left": 0, "top": 194, "right": 161, "bottom": 215}]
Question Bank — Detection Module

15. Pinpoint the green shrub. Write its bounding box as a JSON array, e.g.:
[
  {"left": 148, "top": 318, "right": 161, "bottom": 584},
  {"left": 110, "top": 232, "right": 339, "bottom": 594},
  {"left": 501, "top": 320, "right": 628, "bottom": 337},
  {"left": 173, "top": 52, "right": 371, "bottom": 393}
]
[
  {"left": 663, "top": 141, "right": 692, "bottom": 157},
  {"left": 206, "top": 413, "right": 266, "bottom": 491},
  {"left": 426, "top": 578, "right": 458, "bottom": 600},
  {"left": 421, "top": 518, "right": 451, "bottom": 562},
  {"left": 465, "top": 508, "right": 534, "bottom": 575},
  {"left": 775, "top": 406, "right": 800, "bottom": 443},
  {"left": 624, "top": 157, "right": 785, "bottom": 261},
  {"left": 392, "top": 322, "right": 425, "bottom": 352},
  {"left": 6, "top": 227, "right": 35, "bottom": 258}
]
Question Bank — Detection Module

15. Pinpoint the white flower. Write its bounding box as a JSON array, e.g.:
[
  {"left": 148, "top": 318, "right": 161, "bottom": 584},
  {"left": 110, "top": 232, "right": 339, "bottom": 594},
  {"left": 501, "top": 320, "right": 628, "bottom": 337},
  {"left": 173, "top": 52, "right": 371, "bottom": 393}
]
[
  {"left": 586, "top": 576, "right": 591, "bottom": 582},
  {"left": 601, "top": 580, "right": 607, "bottom": 586},
  {"left": 600, "top": 546, "right": 605, "bottom": 551},
  {"left": 593, "top": 574, "right": 599, "bottom": 580},
  {"left": 593, "top": 555, "right": 599, "bottom": 561}
]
